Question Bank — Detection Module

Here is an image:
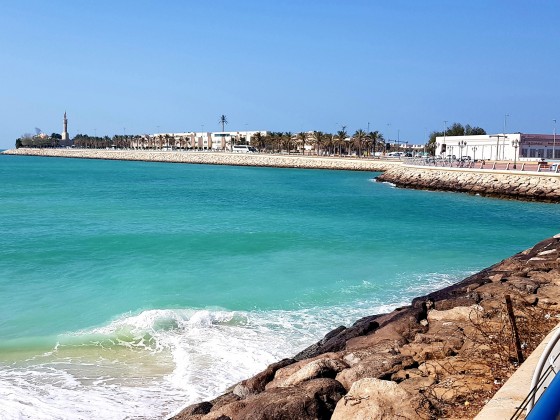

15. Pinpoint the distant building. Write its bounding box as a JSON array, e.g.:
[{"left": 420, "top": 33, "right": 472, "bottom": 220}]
[
  {"left": 435, "top": 133, "right": 560, "bottom": 161},
  {"left": 133, "top": 130, "right": 267, "bottom": 150}
]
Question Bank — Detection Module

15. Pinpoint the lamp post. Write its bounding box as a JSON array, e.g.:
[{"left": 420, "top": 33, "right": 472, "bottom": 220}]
[
  {"left": 458, "top": 140, "right": 467, "bottom": 160},
  {"left": 490, "top": 134, "right": 507, "bottom": 161},
  {"left": 512, "top": 139, "right": 519, "bottom": 169},
  {"left": 472, "top": 146, "right": 478, "bottom": 162},
  {"left": 443, "top": 120, "right": 448, "bottom": 156},
  {"left": 553, "top": 119, "right": 557, "bottom": 160}
]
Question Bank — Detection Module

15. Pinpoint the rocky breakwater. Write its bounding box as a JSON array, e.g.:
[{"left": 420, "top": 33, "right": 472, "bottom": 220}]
[
  {"left": 173, "top": 235, "right": 560, "bottom": 419},
  {"left": 377, "top": 164, "right": 560, "bottom": 202},
  {"left": 2, "top": 148, "right": 398, "bottom": 172}
]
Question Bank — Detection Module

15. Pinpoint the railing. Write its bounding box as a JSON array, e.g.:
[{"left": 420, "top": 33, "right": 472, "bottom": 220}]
[
  {"left": 511, "top": 327, "right": 560, "bottom": 419},
  {"left": 403, "top": 157, "right": 560, "bottom": 173}
]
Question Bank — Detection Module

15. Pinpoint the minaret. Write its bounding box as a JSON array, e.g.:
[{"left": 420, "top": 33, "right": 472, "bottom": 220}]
[{"left": 62, "top": 112, "right": 69, "bottom": 141}]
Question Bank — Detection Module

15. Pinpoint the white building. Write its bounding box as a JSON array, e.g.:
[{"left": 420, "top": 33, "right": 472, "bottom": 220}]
[
  {"left": 141, "top": 130, "right": 267, "bottom": 151},
  {"left": 435, "top": 133, "right": 560, "bottom": 161}
]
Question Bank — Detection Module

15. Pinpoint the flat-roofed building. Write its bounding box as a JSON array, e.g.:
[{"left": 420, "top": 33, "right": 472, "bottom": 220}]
[{"left": 435, "top": 133, "right": 560, "bottom": 161}]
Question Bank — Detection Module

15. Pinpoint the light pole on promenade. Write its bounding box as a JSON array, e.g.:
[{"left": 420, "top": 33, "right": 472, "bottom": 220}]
[
  {"left": 553, "top": 119, "right": 557, "bottom": 160},
  {"left": 458, "top": 140, "right": 467, "bottom": 160},
  {"left": 503, "top": 114, "right": 510, "bottom": 160},
  {"left": 490, "top": 134, "right": 507, "bottom": 161},
  {"left": 443, "top": 120, "right": 448, "bottom": 157},
  {"left": 472, "top": 146, "right": 478, "bottom": 162},
  {"left": 512, "top": 139, "right": 519, "bottom": 169}
]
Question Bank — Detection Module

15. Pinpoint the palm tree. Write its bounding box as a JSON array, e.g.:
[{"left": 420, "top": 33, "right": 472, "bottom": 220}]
[
  {"left": 377, "top": 133, "right": 386, "bottom": 154},
  {"left": 297, "top": 132, "right": 307, "bottom": 155},
  {"left": 324, "top": 133, "right": 335, "bottom": 155},
  {"left": 219, "top": 115, "right": 228, "bottom": 132},
  {"left": 336, "top": 129, "right": 348, "bottom": 156},
  {"left": 312, "top": 131, "right": 324, "bottom": 156},
  {"left": 353, "top": 129, "right": 367, "bottom": 157},
  {"left": 252, "top": 132, "right": 266, "bottom": 151},
  {"left": 283, "top": 132, "right": 293, "bottom": 154},
  {"left": 368, "top": 131, "right": 380, "bottom": 155}
]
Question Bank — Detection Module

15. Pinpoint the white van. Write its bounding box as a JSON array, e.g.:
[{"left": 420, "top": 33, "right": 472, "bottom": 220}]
[{"left": 232, "top": 145, "right": 257, "bottom": 153}]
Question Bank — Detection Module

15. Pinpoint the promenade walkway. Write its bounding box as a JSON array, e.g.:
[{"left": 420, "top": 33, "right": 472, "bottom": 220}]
[{"left": 405, "top": 157, "right": 559, "bottom": 173}]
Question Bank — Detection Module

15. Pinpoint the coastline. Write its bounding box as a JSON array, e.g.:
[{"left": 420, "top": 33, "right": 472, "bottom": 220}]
[
  {"left": 5, "top": 148, "right": 560, "bottom": 203},
  {"left": 378, "top": 164, "right": 560, "bottom": 203},
  {"left": 5, "top": 148, "right": 560, "bottom": 418},
  {"left": 1, "top": 148, "right": 398, "bottom": 172},
  {"left": 173, "top": 235, "right": 560, "bottom": 419}
]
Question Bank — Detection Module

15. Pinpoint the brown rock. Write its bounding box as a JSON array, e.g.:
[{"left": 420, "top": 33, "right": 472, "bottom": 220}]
[
  {"left": 266, "top": 357, "right": 348, "bottom": 389},
  {"left": 229, "top": 378, "right": 345, "bottom": 420},
  {"left": 335, "top": 353, "right": 412, "bottom": 390},
  {"left": 331, "top": 378, "right": 418, "bottom": 420},
  {"left": 232, "top": 358, "right": 295, "bottom": 398}
]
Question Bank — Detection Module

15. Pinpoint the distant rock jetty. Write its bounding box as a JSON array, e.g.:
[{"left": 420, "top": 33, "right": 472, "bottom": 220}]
[
  {"left": 1, "top": 148, "right": 396, "bottom": 172},
  {"left": 378, "top": 164, "right": 560, "bottom": 202},
  {"left": 5, "top": 148, "right": 560, "bottom": 203}
]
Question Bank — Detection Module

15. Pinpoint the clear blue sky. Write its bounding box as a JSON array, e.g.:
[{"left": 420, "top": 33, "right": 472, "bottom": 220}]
[{"left": 1, "top": 0, "right": 559, "bottom": 149}]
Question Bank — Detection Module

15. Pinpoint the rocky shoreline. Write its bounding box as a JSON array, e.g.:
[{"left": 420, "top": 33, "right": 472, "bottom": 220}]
[
  {"left": 377, "top": 164, "right": 560, "bottom": 202},
  {"left": 1, "top": 148, "right": 397, "bottom": 172},
  {"left": 6, "top": 147, "right": 560, "bottom": 418},
  {"left": 173, "top": 235, "right": 560, "bottom": 419},
  {"left": 5, "top": 148, "right": 560, "bottom": 203}
]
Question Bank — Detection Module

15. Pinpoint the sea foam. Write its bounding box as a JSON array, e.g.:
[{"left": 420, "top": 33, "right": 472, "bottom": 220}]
[{"left": 0, "top": 272, "right": 464, "bottom": 420}]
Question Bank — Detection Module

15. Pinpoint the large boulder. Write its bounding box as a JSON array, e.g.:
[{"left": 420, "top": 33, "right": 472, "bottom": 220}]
[
  {"left": 216, "top": 378, "right": 345, "bottom": 420},
  {"left": 335, "top": 353, "right": 413, "bottom": 390},
  {"left": 331, "top": 378, "right": 418, "bottom": 420},
  {"left": 266, "top": 357, "right": 348, "bottom": 389},
  {"left": 232, "top": 358, "right": 295, "bottom": 398}
]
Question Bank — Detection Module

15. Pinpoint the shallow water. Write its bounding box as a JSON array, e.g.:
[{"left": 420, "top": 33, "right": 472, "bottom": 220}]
[{"left": 0, "top": 155, "right": 558, "bottom": 419}]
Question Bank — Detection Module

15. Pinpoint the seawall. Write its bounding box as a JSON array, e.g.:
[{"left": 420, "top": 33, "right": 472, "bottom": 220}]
[
  {"left": 378, "top": 164, "right": 560, "bottom": 202},
  {"left": 1, "top": 148, "right": 397, "bottom": 172}
]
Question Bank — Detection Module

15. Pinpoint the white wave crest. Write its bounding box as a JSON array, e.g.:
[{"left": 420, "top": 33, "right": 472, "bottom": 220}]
[{"left": 0, "top": 272, "right": 468, "bottom": 419}]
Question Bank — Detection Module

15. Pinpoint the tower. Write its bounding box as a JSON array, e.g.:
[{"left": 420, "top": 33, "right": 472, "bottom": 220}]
[{"left": 62, "top": 112, "right": 69, "bottom": 141}]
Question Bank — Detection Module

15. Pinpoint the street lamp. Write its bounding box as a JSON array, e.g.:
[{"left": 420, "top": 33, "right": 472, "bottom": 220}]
[
  {"left": 443, "top": 120, "right": 448, "bottom": 156},
  {"left": 553, "top": 119, "right": 557, "bottom": 160},
  {"left": 472, "top": 146, "right": 478, "bottom": 162},
  {"left": 512, "top": 139, "right": 519, "bottom": 169},
  {"left": 490, "top": 134, "right": 507, "bottom": 161},
  {"left": 458, "top": 140, "right": 467, "bottom": 160}
]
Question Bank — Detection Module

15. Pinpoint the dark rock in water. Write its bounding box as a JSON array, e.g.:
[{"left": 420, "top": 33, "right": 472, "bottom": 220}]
[
  {"left": 294, "top": 316, "right": 380, "bottom": 361},
  {"left": 232, "top": 378, "right": 345, "bottom": 420},
  {"left": 233, "top": 358, "right": 296, "bottom": 398},
  {"left": 172, "top": 401, "right": 213, "bottom": 419}
]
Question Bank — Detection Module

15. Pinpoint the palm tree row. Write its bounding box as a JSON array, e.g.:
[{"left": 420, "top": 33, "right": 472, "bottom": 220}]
[
  {"left": 70, "top": 128, "right": 388, "bottom": 156},
  {"left": 248, "top": 129, "right": 387, "bottom": 157}
]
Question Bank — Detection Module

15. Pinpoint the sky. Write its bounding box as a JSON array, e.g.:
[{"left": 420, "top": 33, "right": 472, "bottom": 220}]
[{"left": 1, "top": 0, "right": 560, "bottom": 149}]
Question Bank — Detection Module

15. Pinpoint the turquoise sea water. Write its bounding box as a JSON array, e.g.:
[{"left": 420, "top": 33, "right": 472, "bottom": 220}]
[{"left": 1, "top": 154, "right": 559, "bottom": 419}]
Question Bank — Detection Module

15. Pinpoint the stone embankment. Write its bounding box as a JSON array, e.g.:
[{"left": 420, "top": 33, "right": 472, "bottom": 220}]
[
  {"left": 173, "top": 235, "right": 560, "bottom": 420},
  {"left": 1, "top": 148, "right": 397, "bottom": 172},
  {"left": 378, "top": 164, "right": 560, "bottom": 202}
]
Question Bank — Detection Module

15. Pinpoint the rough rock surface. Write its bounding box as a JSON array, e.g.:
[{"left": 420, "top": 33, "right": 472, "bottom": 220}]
[
  {"left": 173, "top": 236, "right": 560, "bottom": 419},
  {"left": 331, "top": 378, "right": 419, "bottom": 420},
  {"left": 377, "top": 164, "right": 560, "bottom": 202},
  {"left": 2, "top": 148, "right": 397, "bottom": 172}
]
